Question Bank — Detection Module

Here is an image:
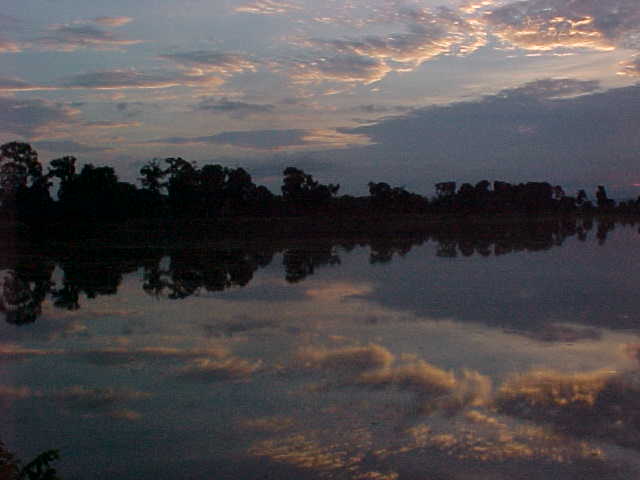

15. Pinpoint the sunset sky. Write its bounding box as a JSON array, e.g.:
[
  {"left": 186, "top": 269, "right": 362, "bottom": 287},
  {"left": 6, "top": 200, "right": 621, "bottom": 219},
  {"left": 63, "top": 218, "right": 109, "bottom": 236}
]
[{"left": 2, "top": 0, "right": 640, "bottom": 196}]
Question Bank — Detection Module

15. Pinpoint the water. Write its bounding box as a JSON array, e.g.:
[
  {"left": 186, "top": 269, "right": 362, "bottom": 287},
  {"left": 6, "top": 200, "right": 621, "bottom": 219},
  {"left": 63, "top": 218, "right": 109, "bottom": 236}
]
[{"left": 2, "top": 218, "right": 640, "bottom": 479}]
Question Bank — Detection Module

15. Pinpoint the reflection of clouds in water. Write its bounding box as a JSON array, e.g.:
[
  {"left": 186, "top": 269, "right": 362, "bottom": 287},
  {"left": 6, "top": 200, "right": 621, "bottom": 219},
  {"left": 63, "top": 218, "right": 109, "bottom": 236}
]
[
  {"left": 54, "top": 386, "right": 150, "bottom": 421},
  {"left": 496, "top": 368, "right": 640, "bottom": 449},
  {"left": 0, "top": 385, "right": 32, "bottom": 401},
  {"left": 71, "top": 345, "right": 230, "bottom": 366},
  {"left": 174, "top": 356, "right": 263, "bottom": 382},
  {"left": 239, "top": 415, "right": 296, "bottom": 433},
  {"left": 305, "top": 282, "right": 374, "bottom": 302},
  {"left": 519, "top": 323, "right": 602, "bottom": 343},
  {"left": 0, "top": 343, "right": 230, "bottom": 365},
  {"left": 297, "top": 344, "right": 393, "bottom": 372},
  {"left": 0, "top": 344, "right": 65, "bottom": 362},
  {"left": 242, "top": 341, "right": 640, "bottom": 477},
  {"left": 378, "top": 415, "right": 604, "bottom": 464},
  {"left": 0, "top": 384, "right": 150, "bottom": 421},
  {"left": 296, "top": 343, "right": 490, "bottom": 414},
  {"left": 248, "top": 426, "right": 403, "bottom": 480}
]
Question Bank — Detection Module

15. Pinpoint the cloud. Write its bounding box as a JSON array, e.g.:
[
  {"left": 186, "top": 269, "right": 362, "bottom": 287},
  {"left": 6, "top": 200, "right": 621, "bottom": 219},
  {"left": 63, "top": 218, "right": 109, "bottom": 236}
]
[
  {"left": 0, "top": 77, "right": 47, "bottom": 92},
  {"left": 317, "top": 7, "right": 483, "bottom": 66},
  {"left": 234, "top": 0, "right": 302, "bottom": 15},
  {"left": 288, "top": 54, "right": 392, "bottom": 85},
  {"left": 93, "top": 16, "right": 133, "bottom": 27},
  {"left": 358, "top": 361, "right": 491, "bottom": 414},
  {"left": 174, "top": 356, "right": 262, "bottom": 382},
  {"left": 0, "top": 344, "right": 60, "bottom": 362},
  {"left": 305, "top": 282, "right": 373, "bottom": 302},
  {"left": 389, "top": 417, "right": 606, "bottom": 468},
  {"left": 352, "top": 104, "right": 412, "bottom": 114},
  {"left": 495, "top": 78, "right": 601, "bottom": 99},
  {"left": 0, "top": 37, "right": 21, "bottom": 53},
  {"left": 239, "top": 415, "right": 296, "bottom": 432},
  {"left": 37, "top": 23, "right": 142, "bottom": 51},
  {"left": 204, "top": 317, "right": 279, "bottom": 338},
  {"left": 248, "top": 429, "right": 379, "bottom": 475},
  {"left": 34, "top": 140, "right": 112, "bottom": 153},
  {"left": 332, "top": 80, "right": 640, "bottom": 190},
  {"left": 519, "top": 323, "right": 602, "bottom": 343},
  {"left": 0, "top": 344, "right": 233, "bottom": 370},
  {"left": 484, "top": 0, "right": 640, "bottom": 52},
  {"left": 0, "top": 385, "right": 32, "bottom": 400},
  {"left": 296, "top": 344, "right": 395, "bottom": 372},
  {"left": 296, "top": 344, "right": 491, "bottom": 414},
  {"left": 0, "top": 97, "right": 79, "bottom": 137},
  {"left": 60, "top": 69, "right": 224, "bottom": 90},
  {"left": 83, "top": 120, "right": 141, "bottom": 129},
  {"left": 70, "top": 345, "right": 229, "bottom": 366},
  {"left": 150, "top": 128, "right": 370, "bottom": 150},
  {"left": 0, "top": 382, "right": 148, "bottom": 420},
  {"left": 495, "top": 368, "right": 640, "bottom": 449},
  {"left": 160, "top": 51, "right": 258, "bottom": 75},
  {"left": 284, "top": 5, "right": 485, "bottom": 86},
  {"left": 195, "top": 98, "right": 275, "bottom": 117},
  {"left": 54, "top": 385, "right": 150, "bottom": 420},
  {"left": 619, "top": 56, "right": 640, "bottom": 76}
]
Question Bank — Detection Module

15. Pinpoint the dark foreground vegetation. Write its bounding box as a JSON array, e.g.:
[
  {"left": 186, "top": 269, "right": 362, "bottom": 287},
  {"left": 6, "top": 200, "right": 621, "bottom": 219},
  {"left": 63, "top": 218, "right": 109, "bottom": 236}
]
[
  {"left": 0, "top": 141, "right": 638, "bottom": 238},
  {"left": 0, "top": 441, "right": 60, "bottom": 480}
]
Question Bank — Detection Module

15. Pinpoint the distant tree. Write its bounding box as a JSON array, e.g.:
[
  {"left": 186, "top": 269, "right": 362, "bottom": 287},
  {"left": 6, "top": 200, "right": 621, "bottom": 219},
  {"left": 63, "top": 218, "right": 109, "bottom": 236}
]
[
  {"left": 552, "top": 185, "right": 565, "bottom": 200},
  {"left": 576, "top": 189, "right": 587, "bottom": 207},
  {"left": 0, "top": 142, "right": 47, "bottom": 216},
  {"left": 435, "top": 181, "right": 456, "bottom": 199},
  {"left": 48, "top": 156, "right": 76, "bottom": 186},
  {"left": 224, "top": 167, "right": 255, "bottom": 210},
  {"left": 281, "top": 167, "right": 339, "bottom": 213},
  {"left": 164, "top": 157, "right": 199, "bottom": 215},
  {"left": 57, "top": 164, "right": 132, "bottom": 220},
  {"left": 475, "top": 180, "right": 490, "bottom": 193},
  {"left": 0, "top": 142, "right": 42, "bottom": 195},
  {"left": 596, "top": 185, "right": 614, "bottom": 209},
  {"left": 368, "top": 182, "right": 392, "bottom": 210},
  {"left": 517, "top": 182, "right": 554, "bottom": 213},
  {"left": 139, "top": 159, "right": 166, "bottom": 194}
]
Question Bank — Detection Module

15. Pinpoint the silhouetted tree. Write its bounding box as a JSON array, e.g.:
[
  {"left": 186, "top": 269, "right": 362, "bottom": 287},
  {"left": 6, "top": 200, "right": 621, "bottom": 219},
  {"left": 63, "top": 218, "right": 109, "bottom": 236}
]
[
  {"left": 596, "top": 185, "right": 615, "bottom": 209},
  {"left": 435, "top": 181, "right": 456, "bottom": 199},
  {"left": 165, "top": 157, "right": 200, "bottom": 215},
  {"left": 0, "top": 142, "right": 43, "bottom": 204},
  {"left": 0, "top": 142, "right": 51, "bottom": 220},
  {"left": 224, "top": 167, "right": 257, "bottom": 214},
  {"left": 139, "top": 159, "right": 166, "bottom": 194},
  {"left": 282, "top": 167, "right": 339, "bottom": 213}
]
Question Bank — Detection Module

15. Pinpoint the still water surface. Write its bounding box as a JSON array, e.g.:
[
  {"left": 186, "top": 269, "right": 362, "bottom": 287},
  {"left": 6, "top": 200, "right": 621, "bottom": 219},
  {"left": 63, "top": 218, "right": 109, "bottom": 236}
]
[{"left": 2, "top": 219, "right": 640, "bottom": 479}]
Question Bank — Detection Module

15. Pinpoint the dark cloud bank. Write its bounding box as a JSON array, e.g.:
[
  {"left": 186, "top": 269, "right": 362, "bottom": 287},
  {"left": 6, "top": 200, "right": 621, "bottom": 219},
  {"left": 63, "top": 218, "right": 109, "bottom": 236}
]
[{"left": 327, "top": 79, "right": 640, "bottom": 196}]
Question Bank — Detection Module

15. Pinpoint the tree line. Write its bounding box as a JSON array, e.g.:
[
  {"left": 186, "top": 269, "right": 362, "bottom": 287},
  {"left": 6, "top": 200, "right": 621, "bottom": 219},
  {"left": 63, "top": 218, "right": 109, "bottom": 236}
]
[{"left": 0, "top": 141, "right": 636, "bottom": 224}]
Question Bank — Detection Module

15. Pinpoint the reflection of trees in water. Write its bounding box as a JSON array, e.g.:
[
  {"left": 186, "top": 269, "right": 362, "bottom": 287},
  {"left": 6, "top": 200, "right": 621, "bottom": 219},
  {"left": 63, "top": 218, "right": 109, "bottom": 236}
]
[
  {"left": 429, "top": 217, "right": 596, "bottom": 258},
  {"left": 0, "top": 215, "right": 633, "bottom": 324},
  {"left": 283, "top": 245, "right": 341, "bottom": 283},
  {"left": 143, "top": 249, "right": 275, "bottom": 299},
  {"left": 0, "top": 254, "right": 53, "bottom": 324},
  {"left": 52, "top": 249, "right": 142, "bottom": 310},
  {"left": 369, "top": 235, "right": 426, "bottom": 264}
]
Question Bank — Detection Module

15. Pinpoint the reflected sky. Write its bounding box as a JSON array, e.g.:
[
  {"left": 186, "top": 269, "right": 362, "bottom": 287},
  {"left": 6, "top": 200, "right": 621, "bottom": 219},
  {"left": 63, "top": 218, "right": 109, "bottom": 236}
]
[{"left": 2, "top": 224, "right": 640, "bottom": 478}]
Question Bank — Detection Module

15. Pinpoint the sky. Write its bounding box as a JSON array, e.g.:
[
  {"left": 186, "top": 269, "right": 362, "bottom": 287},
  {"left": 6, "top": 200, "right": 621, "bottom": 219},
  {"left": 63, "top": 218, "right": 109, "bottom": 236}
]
[{"left": 2, "top": 0, "right": 640, "bottom": 197}]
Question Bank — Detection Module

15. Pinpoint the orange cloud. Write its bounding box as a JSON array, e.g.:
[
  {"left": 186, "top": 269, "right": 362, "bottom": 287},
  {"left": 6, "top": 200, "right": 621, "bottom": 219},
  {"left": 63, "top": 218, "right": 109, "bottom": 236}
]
[
  {"left": 37, "top": 23, "right": 142, "bottom": 52},
  {"left": 234, "top": 0, "right": 302, "bottom": 15}
]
